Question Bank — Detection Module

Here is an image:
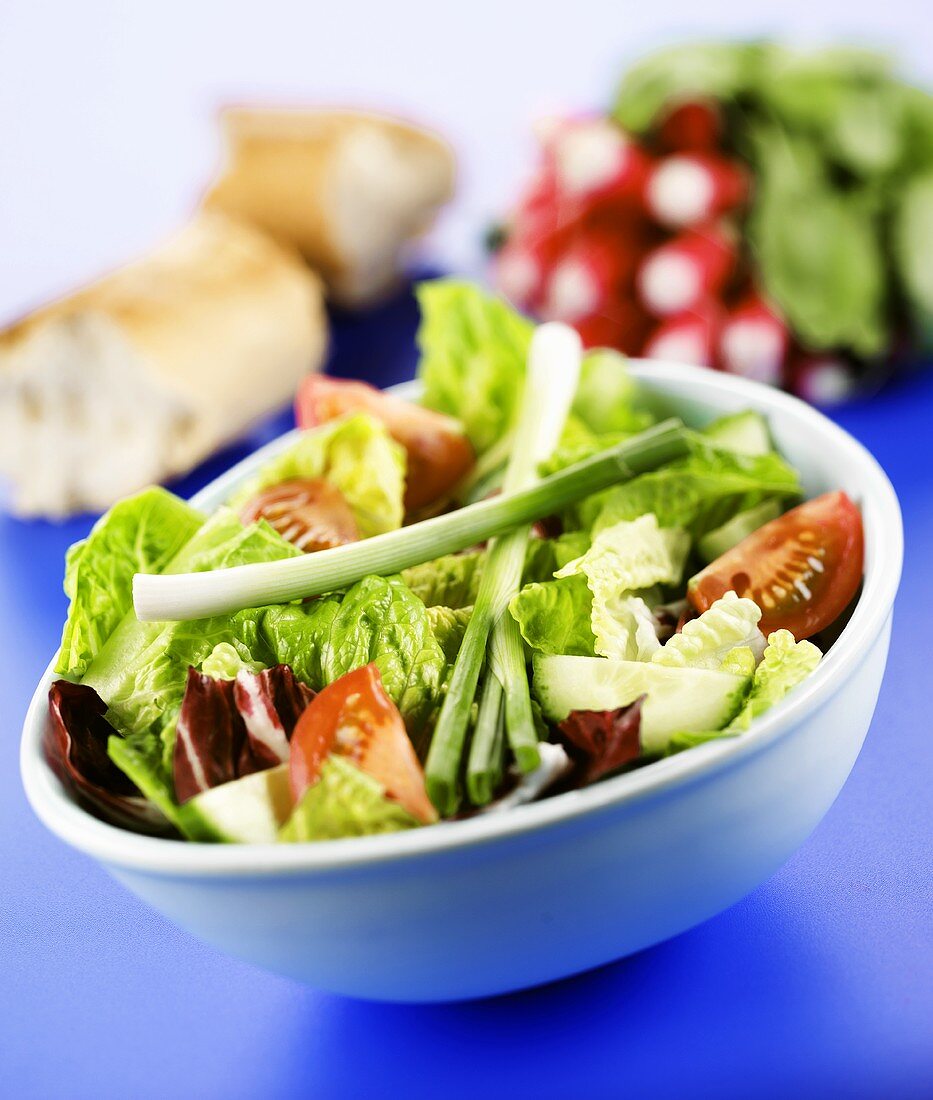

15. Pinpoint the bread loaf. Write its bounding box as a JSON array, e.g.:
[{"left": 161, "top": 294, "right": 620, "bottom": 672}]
[
  {"left": 0, "top": 213, "right": 327, "bottom": 517},
  {"left": 203, "top": 108, "right": 456, "bottom": 306}
]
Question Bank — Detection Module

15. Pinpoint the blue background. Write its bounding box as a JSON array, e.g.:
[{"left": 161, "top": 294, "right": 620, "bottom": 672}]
[{"left": 2, "top": 285, "right": 931, "bottom": 1100}]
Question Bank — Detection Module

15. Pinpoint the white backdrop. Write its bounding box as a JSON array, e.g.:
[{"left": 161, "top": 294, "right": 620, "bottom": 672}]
[{"left": 1, "top": 0, "right": 930, "bottom": 321}]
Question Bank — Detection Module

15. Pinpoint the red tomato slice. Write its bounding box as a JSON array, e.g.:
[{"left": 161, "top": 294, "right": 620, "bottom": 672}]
[
  {"left": 295, "top": 375, "right": 475, "bottom": 512},
  {"left": 239, "top": 478, "right": 359, "bottom": 553},
  {"left": 289, "top": 664, "right": 437, "bottom": 823},
  {"left": 688, "top": 491, "right": 864, "bottom": 640}
]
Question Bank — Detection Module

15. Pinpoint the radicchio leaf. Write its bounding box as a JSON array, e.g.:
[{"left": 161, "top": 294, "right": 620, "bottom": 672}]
[
  {"left": 557, "top": 695, "right": 645, "bottom": 784},
  {"left": 46, "top": 681, "right": 171, "bottom": 834},
  {"left": 173, "top": 665, "right": 314, "bottom": 803}
]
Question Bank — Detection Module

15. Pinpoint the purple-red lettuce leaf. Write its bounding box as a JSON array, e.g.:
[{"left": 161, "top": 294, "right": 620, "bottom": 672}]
[
  {"left": 45, "top": 681, "right": 171, "bottom": 834},
  {"left": 173, "top": 666, "right": 314, "bottom": 803},
  {"left": 556, "top": 696, "right": 645, "bottom": 784}
]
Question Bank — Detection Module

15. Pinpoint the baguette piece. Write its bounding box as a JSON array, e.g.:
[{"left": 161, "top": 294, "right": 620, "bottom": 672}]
[
  {"left": 203, "top": 108, "right": 456, "bottom": 306},
  {"left": 0, "top": 213, "right": 327, "bottom": 517}
]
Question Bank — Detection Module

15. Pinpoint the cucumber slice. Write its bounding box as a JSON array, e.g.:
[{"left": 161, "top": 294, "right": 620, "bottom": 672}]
[
  {"left": 703, "top": 410, "right": 772, "bottom": 456},
  {"left": 180, "top": 764, "right": 294, "bottom": 843},
  {"left": 698, "top": 499, "right": 783, "bottom": 563},
  {"left": 533, "top": 654, "right": 749, "bottom": 755}
]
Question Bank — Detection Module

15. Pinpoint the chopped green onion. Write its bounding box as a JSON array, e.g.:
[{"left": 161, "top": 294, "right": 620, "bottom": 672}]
[
  {"left": 465, "top": 673, "right": 505, "bottom": 806},
  {"left": 134, "top": 418, "right": 687, "bottom": 623}
]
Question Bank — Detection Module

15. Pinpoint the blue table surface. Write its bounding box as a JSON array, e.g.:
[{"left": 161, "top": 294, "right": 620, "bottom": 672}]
[{"left": 2, "top": 281, "right": 931, "bottom": 1100}]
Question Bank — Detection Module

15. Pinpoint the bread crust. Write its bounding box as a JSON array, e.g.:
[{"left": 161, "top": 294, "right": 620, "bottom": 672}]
[
  {"left": 0, "top": 213, "right": 327, "bottom": 516},
  {"left": 203, "top": 108, "right": 456, "bottom": 305}
]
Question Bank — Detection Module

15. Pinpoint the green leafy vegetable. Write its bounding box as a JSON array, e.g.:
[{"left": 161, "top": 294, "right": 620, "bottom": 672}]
[
  {"left": 200, "top": 642, "right": 265, "bottom": 680},
  {"left": 584, "top": 434, "right": 800, "bottom": 538},
  {"left": 278, "top": 756, "right": 421, "bottom": 841},
  {"left": 555, "top": 514, "right": 687, "bottom": 659},
  {"left": 260, "top": 575, "right": 447, "bottom": 740},
  {"left": 571, "top": 350, "right": 656, "bottom": 436},
  {"left": 652, "top": 591, "right": 764, "bottom": 670},
  {"left": 401, "top": 550, "right": 485, "bottom": 609},
  {"left": 417, "top": 279, "right": 533, "bottom": 455},
  {"left": 426, "top": 605, "right": 472, "bottom": 662},
  {"left": 57, "top": 488, "right": 203, "bottom": 679},
  {"left": 747, "top": 128, "right": 888, "bottom": 357},
  {"left": 726, "top": 629, "right": 822, "bottom": 732},
  {"left": 663, "top": 628, "right": 821, "bottom": 754},
  {"left": 509, "top": 575, "right": 596, "bottom": 657},
  {"left": 229, "top": 414, "right": 407, "bottom": 537},
  {"left": 894, "top": 170, "right": 933, "bottom": 347},
  {"left": 83, "top": 509, "right": 302, "bottom": 821}
]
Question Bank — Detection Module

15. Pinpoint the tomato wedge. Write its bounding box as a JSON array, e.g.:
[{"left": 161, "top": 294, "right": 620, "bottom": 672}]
[
  {"left": 289, "top": 663, "right": 437, "bottom": 823},
  {"left": 239, "top": 477, "right": 359, "bottom": 553},
  {"left": 688, "top": 491, "right": 864, "bottom": 640},
  {"left": 296, "top": 375, "right": 475, "bottom": 512}
]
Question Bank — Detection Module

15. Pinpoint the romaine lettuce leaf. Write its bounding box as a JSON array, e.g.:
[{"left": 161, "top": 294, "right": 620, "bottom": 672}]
[
  {"left": 652, "top": 591, "right": 765, "bottom": 670},
  {"left": 583, "top": 433, "right": 801, "bottom": 537},
  {"left": 594, "top": 593, "right": 664, "bottom": 662},
  {"left": 556, "top": 513, "right": 689, "bottom": 591},
  {"left": 260, "top": 575, "right": 447, "bottom": 742},
  {"left": 57, "top": 488, "right": 203, "bottom": 679},
  {"left": 201, "top": 642, "right": 265, "bottom": 680},
  {"left": 571, "top": 350, "right": 656, "bottom": 436},
  {"left": 85, "top": 509, "right": 302, "bottom": 818},
  {"left": 426, "top": 605, "right": 472, "bottom": 662},
  {"left": 726, "top": 629, "right": 822, "bottom": 731},
  {"left": 663, "top": 629, "right": 821, "bottom": 755},
  {"left": 551, "top": 515, "right": 688, "bottom": 660},
  {"left": 278, "top": 755, "right": 421, "bottom": 842},
  {"left": 229, "top": 414, "right": 406, "bottom": 537},
  {"left": 417, "top": 279, "right": 533, "bottom": 455},
  {"left": 401, "top": 550, "right": 485, "bottom": 609},
  {"left": 509, "top": 575, "right": 597, "bottom": 657}
]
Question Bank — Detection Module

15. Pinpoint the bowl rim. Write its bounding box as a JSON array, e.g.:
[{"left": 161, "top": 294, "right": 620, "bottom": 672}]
[{"left": 20, "top": 359, "right": 903, "bottom": 877}]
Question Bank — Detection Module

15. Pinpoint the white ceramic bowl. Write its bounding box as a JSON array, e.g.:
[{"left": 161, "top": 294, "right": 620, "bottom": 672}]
[{"left": 21, "top": 362, "right": 902, "bottom": 1002}]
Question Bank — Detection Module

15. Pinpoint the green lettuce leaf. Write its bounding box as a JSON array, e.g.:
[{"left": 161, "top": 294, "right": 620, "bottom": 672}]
[
  {"left": 278, "top": 756, "right": 421, "bottom": 842},
  {"left": 229, "top": 414, "right": 406, "bottom": 537},
  {"left": 652, "top": 591, "right": 764, "bottom": 670},
  {"left": 426, "top": 605, "right": 472, "bottom": 662},
  {"left": 56, "top": 488, "right": 203, "bottom": 679},
  {"left": 726, "top": 629, "right": 822, "bottom": 732},
  {"left": 200, "top": 642, "right": 266, "bottom": 680},
  {"left": 551, "top": 514, "right": 688, "bottom": 661},
  {"left": 401, "top": 550, "right": 485, "bottom": 609},
  {"left": 85, "top": 509, "right": 302, "bottom": 821},
  {"left": 509, "top": 575, "right": 597, "bottom": 657},
  {"left": 416, "top": 279, "right": 533, "bottom": 456},
  {"left": 260, "top": 575, "right": 447, "bottom": 741},
  {"left": 584, "top": 434, "right": 801, "bottom": 538},
  {"left": 571, "top": 349, "right": 655, "bottom": 436},
  {"left": 663, "top": 629, "right": 821, "bottom": 755},
  {"left": 747, "top": 127, "right": 888, "bottom": 357}
]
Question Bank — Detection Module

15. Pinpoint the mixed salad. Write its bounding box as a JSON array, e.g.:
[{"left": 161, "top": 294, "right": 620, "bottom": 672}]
[{"left": 45, "top": 280, "right": 864, "bottom": 843}]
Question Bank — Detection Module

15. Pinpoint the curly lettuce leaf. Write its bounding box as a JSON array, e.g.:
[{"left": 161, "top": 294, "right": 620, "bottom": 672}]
[
  {"left": 509, "top": 575, "right": 597, "bottom": 657},
  {"left": 416, "top": 279, "right": 533, "bottom": 456},
  {"left": 401, "top": 550, "right": 485, "bottom": 609},
  {"left": 571, "top": 350, "right": 656, "bottom": 436},
  {"left": 85, "top": 509, "right": 302, "bottom": 818},
  {"left": 583, "top": 434, "right": 801, "bottom": 538},
  {"left": 727, "top": 629, "right": 822, "bottom": 732},
  {"left": 278, "top": 755, "right": 420, "bottom": 842},
  {"left": 663, "top": 629, "right": 821, "bottom": 755},
  {"left": 553, "top": 515, "right": 687, "bottom": 660},
  {"left": 57, "top": 488, "right": 203, "bottom": 679},
  {"left": 260, "top": 575, "right": 447, "bottom": 742},
  {"left": 426, "top": 605, "right": 472, "bottom": 662},
  {"left": 652, "top": 591, "right": 765, "bottom": 671},
  {"left": 229, "top": 414, "right": 406, "bottom": 537}
]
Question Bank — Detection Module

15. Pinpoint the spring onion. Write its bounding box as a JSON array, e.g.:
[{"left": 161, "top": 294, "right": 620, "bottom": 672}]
[
  {"left": 465, "top": 668, "right": 505, "bottom": 805},
  {"left": 426, "top": 323, "right": 583, "bottom": 813},
  {"left": 134, "top": 418, "right": 688, "bottom": 623}
]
